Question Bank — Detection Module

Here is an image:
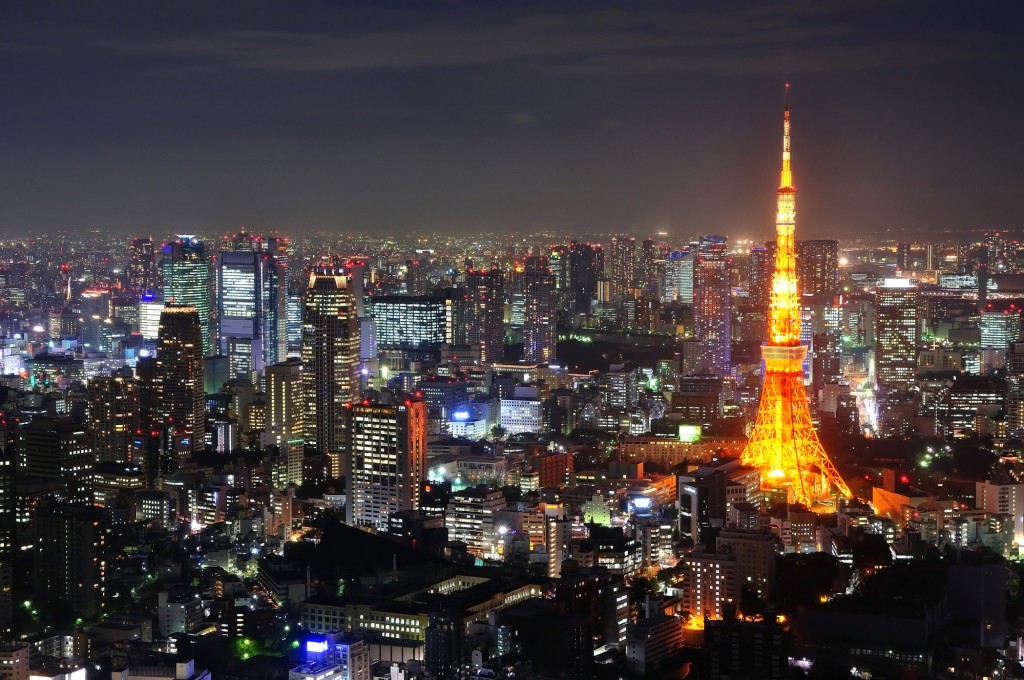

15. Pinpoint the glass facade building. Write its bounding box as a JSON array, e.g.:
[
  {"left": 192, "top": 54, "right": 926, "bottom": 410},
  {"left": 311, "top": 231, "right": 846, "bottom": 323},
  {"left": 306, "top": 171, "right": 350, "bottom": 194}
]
[
  {"left": 161, "top": 236, "right": 212, "bottom": 356},
  {"left": 368, "top": 295, "right": 448, "bottom": 349}
]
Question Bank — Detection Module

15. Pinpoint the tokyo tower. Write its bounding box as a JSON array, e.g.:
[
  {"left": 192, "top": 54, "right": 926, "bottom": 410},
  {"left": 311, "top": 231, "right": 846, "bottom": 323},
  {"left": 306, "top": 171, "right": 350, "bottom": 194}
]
[{"left": 740, "top": 86, "right": 853, "bottom": 507}]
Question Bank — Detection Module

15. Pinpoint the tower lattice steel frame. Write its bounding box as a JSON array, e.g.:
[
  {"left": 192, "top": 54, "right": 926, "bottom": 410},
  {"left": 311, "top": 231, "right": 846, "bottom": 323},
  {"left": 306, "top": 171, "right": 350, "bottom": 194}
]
[{"left": 741, "top": 86, "right": 853, "bottom": 507}]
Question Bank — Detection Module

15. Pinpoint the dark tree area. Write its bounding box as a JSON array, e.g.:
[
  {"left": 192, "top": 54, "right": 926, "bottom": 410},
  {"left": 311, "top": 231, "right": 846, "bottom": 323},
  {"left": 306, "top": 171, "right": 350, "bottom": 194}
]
[
  {"left": 556, "top": 339, "right": 625, "bottom": 373},
  {"left": 282, "top": 516, "right": 440, "bottom": 588},
  {"left": 773, "top": 553, "right": 839, "bottom": 613}
]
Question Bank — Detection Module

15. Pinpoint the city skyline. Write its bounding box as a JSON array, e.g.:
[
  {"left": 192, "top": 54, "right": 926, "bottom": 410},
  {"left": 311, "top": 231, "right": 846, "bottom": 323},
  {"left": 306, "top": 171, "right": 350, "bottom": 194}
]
[
  {"left": 2, "top": 2, "right": 1023, "bottom": 239},
  {"left": 3, "top": 5, "right": 1024, "bottom": 679}
]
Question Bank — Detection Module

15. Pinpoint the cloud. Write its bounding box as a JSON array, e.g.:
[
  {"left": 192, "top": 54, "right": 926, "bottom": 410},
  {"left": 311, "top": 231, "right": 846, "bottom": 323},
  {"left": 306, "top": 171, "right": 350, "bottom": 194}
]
[
  {"left": 507, "top": 112, "right": 538, "bottom": 124},
  {"left": 90, "top": 2, "right": 1021, "bottom": 77}
]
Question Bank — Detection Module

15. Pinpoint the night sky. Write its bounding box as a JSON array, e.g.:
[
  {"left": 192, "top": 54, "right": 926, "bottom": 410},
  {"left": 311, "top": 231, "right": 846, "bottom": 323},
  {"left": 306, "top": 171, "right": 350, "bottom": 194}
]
[{"left": 2, "top": 1, "right": 1022, "bottom": 241}]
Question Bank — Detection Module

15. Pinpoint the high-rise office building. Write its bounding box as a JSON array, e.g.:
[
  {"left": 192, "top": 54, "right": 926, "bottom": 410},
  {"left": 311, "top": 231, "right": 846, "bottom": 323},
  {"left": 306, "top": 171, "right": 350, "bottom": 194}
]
[
  {"left": 156, "top": 304, "right": 206, "bottom": 457},
  {"left": 797, "top": 240, "right": 839, "bottom": 296},
  {"left": 639, "top": 238, "right": 658, "bottom": 296},
  {"left": 980, "top": 310, "right": 1021, "bottom": 349},
  {"left": 550, "top": 244, "right": 569, "bottom": 291},
  {"left": 138, "top": 293, "right": 165, "bottom": 341},
  {"left": 875, "top": 279, "right": 920, "bottom": 387},
  {"left": 463, "top": 268, "right": 504, "bottom": 364},
  {"left": 521, "top": 256, "right": 557, "bottom": 363},
  {"left": 20, "top": 417, "right": 95, "bottom": 505},
  {"left": 264, "top": 358, "right": 304, "bottom": 487},
  {"left": 161, "top": 236, "right": 213, "bottom": 355},
  {"left": 129, "top": 237, "right": 157, "bottom": 295},
  {"left": 675, "top": 550, "right": 739, "bottom": 621},
  {"left": 344, "top": 397, "right": 427, "bottom": 531},
  {"left": 287, "top": 292, "right": 304, "bottom": 352},
  {"left": 748, "top": 246, "right": 773, "bottom": 310},
  {"left": 87, "top": 368, "right": 140, "bottom": 464},
  {"left": 810, "top": 332, "right": 842, "bottom": 402},
  {"left": 1007, "top": 343, "right": 1024, "bottom": 436},
  {"left": 567, "top": 241, "right": 604, "bottom": 319},
  {"left": 695, "top": 235, "right": 731, "bottom": 377},
  {"left": 663, "top": 250, "right": 694, "bottom": 304},
  {"left": 369, "top": 296, "right": 448, "bottom": 349},
  {"left": 302, "top": 269, "right": 361, "bottom": 457},
  {"left": 33, "top": 504, "right": 106, "bottom": 620},
  {"left": 0, "top": 445, "right": 13, "bottom": 636},
  {"left": 218, "top": 236, "right": 288, "bottom": 379},
  {"left": 445, "top": 486, "right": 505, "bottom": 558},
  {"left": 608, "top": 235, "right": 636, "bottom": 296}
]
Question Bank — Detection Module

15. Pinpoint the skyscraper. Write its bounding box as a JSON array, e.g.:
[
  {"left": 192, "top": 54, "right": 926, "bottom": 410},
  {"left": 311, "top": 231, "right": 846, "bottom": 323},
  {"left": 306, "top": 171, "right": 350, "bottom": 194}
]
[
  {"left": 979, "top": 309, "right": 1021, "bottom": 349},
  {"left": 128, "top": 237, "right": 157, "bottom": 295},
  {"left": 463, "top": 268, "right": 505, "bottom": 364},
  {"left": 344, "top": 397, "right": 427, "bottom": 531},
  {"left": 567, "top": 241, "right": 604, "bottom": 320},
  {"left": 639, "top": 238, "right": 658, "bottom": 296},
  {"left": 663, "top": 250, "right": 694, "bottom": 304},
  {"left": 369, "top": 296, "right": 448, "bottom": 349},
  {"left": 218, "top": 235, "right": 288, "bottom": 379},
  {"left": 0, "top": 444, "right": 13, "bottom": 636},
  {"left": 302, "top": 269, "right": 361, "bottom": 457},
  {"left": 875, "top": 279, "right": 919, "bottom": 387},
  {"left": 1007, "top": 343, "right": 1024, "bottom": 436},
  {"left": 608, "top": 235, "right": 636, "bottom": 297},
  {"left": 20, "top": 417, "right": 95, "bottom": 505},
  {"left": 138, "top": 293, "right": 165, "bottom": 341},
  {"left": 797, "top": 240, "right": 839, "bottom": 296},
  {"left": 87, "top": 368, "right": 140, "bottom": 464},
  {"left": 161, "top": 236, "right": 213, "bottom": 355},
  {"left": 156, "top": 304, "right": 206, "bottom": 457},
  {"left": 741, "top": 86, "right": 851, "bottom": 507},
  {"left": 748, "top": 246, "right": 773, "bottom": 310},
  {"left": 694, "top": 235, "right": 731, "bottom": 377},
  {"left": 264, "top": 358, "right": 304, "bottom": 488},
  {"left": 34, "top": 504, "right": 106, "bottom": 620},
  {"left": 521, "top": 256, "right": 557, "bottom": 363}
]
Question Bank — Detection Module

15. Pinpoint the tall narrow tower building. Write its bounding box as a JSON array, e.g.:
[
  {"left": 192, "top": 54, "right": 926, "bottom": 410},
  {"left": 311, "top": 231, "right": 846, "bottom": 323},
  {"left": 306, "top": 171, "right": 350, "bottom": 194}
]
[
  {"left": 161, "top": 236, "right": 213, "bottom": 356},
  {"left": 302, "top": 269, "right": 361, "bottom": 458},
  {"left": 741, "top": 86, "right": 851, "bottom": 507},
  {"left": 156, "top": 304, "right": 206, "bottom": 458}
]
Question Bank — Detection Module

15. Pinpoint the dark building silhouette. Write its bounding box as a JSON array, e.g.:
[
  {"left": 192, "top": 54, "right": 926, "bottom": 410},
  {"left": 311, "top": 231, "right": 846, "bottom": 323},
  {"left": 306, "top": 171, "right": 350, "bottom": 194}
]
[{"left": 156, "top": 304, "right": 206, "bottom": 460}]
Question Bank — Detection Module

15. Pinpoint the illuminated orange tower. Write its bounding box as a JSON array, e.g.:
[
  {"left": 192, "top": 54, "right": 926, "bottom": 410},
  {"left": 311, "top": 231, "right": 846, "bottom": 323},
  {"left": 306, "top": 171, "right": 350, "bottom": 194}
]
[{"left": 741, "top": 85, "right": 852, "bottom": 507}]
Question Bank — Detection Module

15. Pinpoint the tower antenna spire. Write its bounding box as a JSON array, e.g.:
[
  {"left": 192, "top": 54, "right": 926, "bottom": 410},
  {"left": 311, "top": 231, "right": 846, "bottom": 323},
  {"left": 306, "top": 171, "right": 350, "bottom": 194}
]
[{"left": 781, "top": 84, "right": 792, "bottom": 178}]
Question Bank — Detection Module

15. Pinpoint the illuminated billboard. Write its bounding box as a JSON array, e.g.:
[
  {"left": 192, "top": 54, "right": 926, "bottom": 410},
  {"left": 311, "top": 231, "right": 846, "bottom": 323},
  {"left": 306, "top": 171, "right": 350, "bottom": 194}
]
[{"left": 679, "top": 424, "right": 701, "bottom": 443}]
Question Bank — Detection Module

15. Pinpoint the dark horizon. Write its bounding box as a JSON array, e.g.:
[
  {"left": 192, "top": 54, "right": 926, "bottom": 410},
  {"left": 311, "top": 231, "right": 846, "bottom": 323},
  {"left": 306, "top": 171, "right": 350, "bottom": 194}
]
[{"left": 2, "top": 1, "right": 1023, "bottom": 241}]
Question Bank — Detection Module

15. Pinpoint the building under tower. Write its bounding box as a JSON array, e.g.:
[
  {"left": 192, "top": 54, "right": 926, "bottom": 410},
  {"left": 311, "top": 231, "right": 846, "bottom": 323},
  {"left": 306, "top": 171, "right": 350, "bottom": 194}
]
[{"left": 740, "top": 86, "right": 852, "bottom": 509}]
